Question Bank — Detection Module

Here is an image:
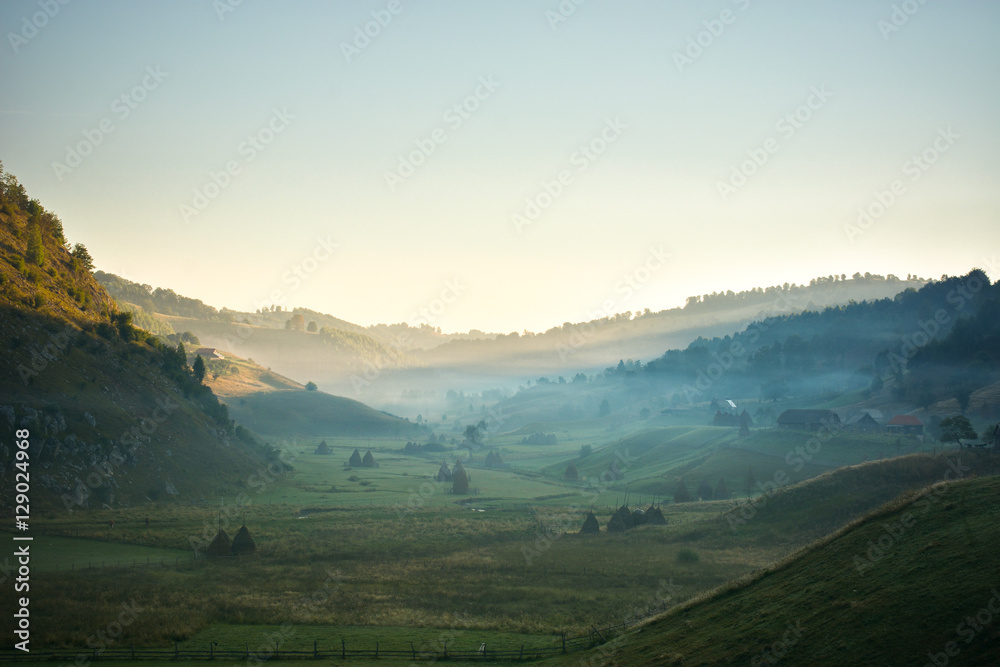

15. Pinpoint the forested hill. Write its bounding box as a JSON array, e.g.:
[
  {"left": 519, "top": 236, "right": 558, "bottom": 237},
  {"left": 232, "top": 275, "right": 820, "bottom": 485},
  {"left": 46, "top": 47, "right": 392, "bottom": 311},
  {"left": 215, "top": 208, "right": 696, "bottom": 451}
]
[
  {"left": 579, "top": 270, "right": 998, "bottom": 413},
  {"left": 493, "top": 270, "right": 998, "bottom": 429},
  {"left": 0, "top": 162, "right": 278, "bottom": 510}
]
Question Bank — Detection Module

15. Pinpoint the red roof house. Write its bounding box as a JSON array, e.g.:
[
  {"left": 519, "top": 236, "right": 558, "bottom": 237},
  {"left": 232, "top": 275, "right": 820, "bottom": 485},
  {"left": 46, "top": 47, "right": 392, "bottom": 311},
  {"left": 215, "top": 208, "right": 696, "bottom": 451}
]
[{"left": 887, "top": 415, "right": 923, "bottom": 435}]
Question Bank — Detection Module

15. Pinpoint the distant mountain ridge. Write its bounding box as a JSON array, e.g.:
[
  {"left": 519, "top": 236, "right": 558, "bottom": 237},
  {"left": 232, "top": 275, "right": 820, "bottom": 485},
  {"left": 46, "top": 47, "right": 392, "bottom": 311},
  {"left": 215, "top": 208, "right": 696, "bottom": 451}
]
[{"left": 95, "top": 270, "right": 929, "bottom": 399}]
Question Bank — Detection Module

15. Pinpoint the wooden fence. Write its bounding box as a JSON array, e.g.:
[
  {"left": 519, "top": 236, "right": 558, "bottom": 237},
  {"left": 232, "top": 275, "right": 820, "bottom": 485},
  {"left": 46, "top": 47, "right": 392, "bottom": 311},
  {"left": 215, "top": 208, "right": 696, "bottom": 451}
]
[{"left": 0, "top": 602, "right": 672, "bottom": 663}]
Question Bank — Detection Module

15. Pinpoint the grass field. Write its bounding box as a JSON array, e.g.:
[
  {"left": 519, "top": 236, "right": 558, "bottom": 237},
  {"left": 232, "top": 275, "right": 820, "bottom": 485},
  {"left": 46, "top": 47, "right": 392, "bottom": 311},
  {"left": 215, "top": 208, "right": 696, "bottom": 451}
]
[
  {"left": 550, "top": 471, "right": 1000, "bottom": 666},
  {"left": 3, "top": 375, "right": 991, "bottom": 663}
]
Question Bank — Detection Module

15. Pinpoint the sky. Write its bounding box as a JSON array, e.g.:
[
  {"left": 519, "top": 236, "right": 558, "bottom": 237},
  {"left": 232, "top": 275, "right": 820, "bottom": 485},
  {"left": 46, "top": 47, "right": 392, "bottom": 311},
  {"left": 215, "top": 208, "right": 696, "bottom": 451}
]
[{"left": 1, "top": 0, "right": 998, "bottom": 334}]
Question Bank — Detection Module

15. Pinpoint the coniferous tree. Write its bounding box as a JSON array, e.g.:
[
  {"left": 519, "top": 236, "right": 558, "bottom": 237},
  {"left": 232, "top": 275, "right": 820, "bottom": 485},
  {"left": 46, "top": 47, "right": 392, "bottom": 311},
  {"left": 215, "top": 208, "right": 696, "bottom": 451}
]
[
  {"left": 715, "top": 477, "right": 730, "bottom": 500},
  {"left": 193, "top": 354, "right": 206, "bottom": 383}
]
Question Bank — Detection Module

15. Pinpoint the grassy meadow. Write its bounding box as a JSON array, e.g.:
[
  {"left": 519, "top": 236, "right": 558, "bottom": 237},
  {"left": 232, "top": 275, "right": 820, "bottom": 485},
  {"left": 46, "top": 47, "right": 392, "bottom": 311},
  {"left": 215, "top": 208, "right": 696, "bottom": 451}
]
[{"left": 2, "top": 421, "right": 990, "bottom": 663}]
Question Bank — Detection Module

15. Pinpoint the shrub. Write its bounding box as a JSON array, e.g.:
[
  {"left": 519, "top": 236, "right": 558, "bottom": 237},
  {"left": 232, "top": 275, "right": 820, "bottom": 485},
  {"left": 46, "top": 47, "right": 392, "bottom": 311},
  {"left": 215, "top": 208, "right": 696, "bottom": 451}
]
[{"left": 676, "top": 548, "right": 700, "bottom": 564}]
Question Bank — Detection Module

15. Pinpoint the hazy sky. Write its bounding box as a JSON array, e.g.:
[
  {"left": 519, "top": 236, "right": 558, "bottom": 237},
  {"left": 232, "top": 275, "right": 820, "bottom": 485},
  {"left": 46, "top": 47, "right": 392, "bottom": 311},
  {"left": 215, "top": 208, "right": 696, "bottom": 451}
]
[{"left": 2, "top": 0, "right": 998, "bottom": 333}]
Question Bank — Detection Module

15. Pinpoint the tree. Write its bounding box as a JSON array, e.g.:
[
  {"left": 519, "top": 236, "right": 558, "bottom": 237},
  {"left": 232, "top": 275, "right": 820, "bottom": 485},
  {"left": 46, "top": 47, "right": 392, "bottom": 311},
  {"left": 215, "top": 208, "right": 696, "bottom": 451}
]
[
  {"left": 290, "top": 314, "right": 306, "bottom": 330},
  {"left": 715, "top": 478, "right": 730, "bottom": 500},
  {"left": 579, "top": 444, "right": 592, "bottom": 458},
  {"left": 305, "top": 381, "right": 318, "bottom": 391},
  {"left": 463, "top": 424, "right": 481, "bottom": 445},
  {"left": 26, "top": 223, "right": 45, "bottom": 266},
  {"left": 71, "top": 243, "right": 94, "bottom": 271},
  {"left": 192, "top": 354, "right": 206, "bottom": 383},
  {"left": 939, "top": 415, "right": 976, "bottom": 446},
  {"left": 696, "top": 478, "right": 713, "bottom": 501},
  {"left": 673, "top": 478, "right": 691, "bottom": 503},
  {"left": 307, "top": 321, "right": 318, "bottom": 332},
  {"left": 564, "top": 462, "right": 579, "bottom": 481},
  {"left": 598, "top": 399, "right": 611, "bottom": 417}
]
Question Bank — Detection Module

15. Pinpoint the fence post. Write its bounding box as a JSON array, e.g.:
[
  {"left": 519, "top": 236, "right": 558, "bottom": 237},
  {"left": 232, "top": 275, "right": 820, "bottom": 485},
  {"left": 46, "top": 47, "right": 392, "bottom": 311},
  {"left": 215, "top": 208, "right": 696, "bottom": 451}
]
[
  {"left": 341, "top": 639, "right": 345, "bottom": 659},
  {"left": 314, "top": 640, "right": 317, "bottom": 658},
  {"left": 444, "top": 641, "right": 448, "bottom": 659},
  {"left": 519, "top": 644, "right": 524, "bottom": 660},
  {"left": 174, "top": 643, "right": 179, "bottom": 659},
  {"left": 375, "top": 642, "right": 379, "bottom": 658},
  {"left": 411, "top": 642, "right": 415, "bottom": 660},
  {"left": 561, "top": 633, "right": 566, "bottom": 654}
]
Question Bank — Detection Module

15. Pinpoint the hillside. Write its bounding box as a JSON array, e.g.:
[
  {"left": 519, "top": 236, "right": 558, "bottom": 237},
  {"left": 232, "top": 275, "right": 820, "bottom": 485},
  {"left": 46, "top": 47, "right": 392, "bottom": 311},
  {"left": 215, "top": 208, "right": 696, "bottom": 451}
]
[
  {"left": 199, "top": 350, "right": 424, "bottom": 438},
  {"left": 0, "top": 163, "right": 277, "bottom": 510},
  {"left": 95, "top": 271, "right": 928, "bottom": 404},
  {"left": 491, "top": 270, "right": 999, "bottom": 438},
  {"left": 555, "top": 466, "right": 1000, "bottom": 665}
]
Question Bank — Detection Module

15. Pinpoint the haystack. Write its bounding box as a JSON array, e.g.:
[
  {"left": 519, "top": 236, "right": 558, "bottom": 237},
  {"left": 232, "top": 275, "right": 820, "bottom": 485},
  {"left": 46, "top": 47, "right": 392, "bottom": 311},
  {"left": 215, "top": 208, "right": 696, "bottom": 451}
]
[
  {"left": 315, "top": 440, "right": 331, "bottom": 455},
  {"left": 348, "top": 448, "right": 363, "bottom": 467},
  {"left": 452, "top": 461, "right": 469, "bottom": 494},
  {"left": 564, "top": 462, "right": 579, "bottom": 480},
  {"left": 231, "top": 525, "right": 256, "bottom": 556},
  {"left": 610, "top": 504, "right": 635, "bottom": 530},
  {"left": 607, "top": 513, "right": 627, "bottom": 533},
  {"left": 362, "top": 450, "right": 376, "bottom": 467},
  {"left": 206, "top": 529, "right": 231, "bottom": 558},
  {"left": 644, "top": 505, "right": 667, "bottom": 525},
  {"left": 580, "top": 511, "right": 600, "bottom": 534},
  {"left": 631, "top": 508, "right": 646, "bottom": 526},
  {"left": 436, "top": 461, "right": 452, "bottom": 482}
]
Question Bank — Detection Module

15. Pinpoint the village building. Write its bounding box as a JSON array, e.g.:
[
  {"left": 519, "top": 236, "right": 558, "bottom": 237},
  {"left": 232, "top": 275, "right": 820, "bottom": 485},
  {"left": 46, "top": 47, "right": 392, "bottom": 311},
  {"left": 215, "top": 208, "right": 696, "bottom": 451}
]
[
  {"left": 886, "top": 415, "right": 924, "bottom": 436},
  {"left": 776, "top": 409, "right": 841, "bottom": 431}
]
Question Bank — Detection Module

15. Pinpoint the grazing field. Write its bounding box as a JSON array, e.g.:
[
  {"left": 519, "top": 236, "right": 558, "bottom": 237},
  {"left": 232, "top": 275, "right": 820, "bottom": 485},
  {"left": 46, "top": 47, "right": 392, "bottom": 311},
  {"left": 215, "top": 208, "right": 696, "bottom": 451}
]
[
  {"left": 551, "top": 471, "right": 1000, "bottom": 666},
  {"left": 5, "top": 438, "right": 993, "bottom": 660}
]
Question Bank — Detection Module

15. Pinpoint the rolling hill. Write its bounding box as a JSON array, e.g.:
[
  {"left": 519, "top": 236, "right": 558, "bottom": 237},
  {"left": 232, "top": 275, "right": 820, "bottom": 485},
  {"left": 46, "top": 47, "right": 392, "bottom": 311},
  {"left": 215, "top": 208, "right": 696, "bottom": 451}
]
[
  {"left": 0, "top": 163, "right": 277, "bottom": 510},
  {"left": 198, "top": 351, "right": 424, "bottom": 438},
  {"left": 553, "top": 464, "right": 1000, "bottom": 665}
]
